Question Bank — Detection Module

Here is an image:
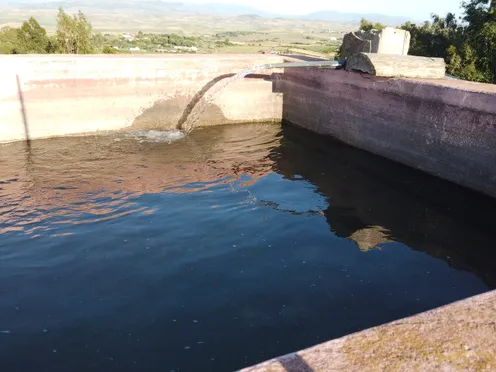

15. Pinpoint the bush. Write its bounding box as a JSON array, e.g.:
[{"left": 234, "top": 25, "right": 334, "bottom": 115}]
[{"left": 103, "top": 45, "right": 119, "bottom": 54}]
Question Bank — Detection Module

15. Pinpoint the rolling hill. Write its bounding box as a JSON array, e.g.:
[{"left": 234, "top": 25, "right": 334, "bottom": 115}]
[
  {"left": 0, "top": 0, "right": 411, "bottom": 33},
  {"left": 303, "top": 10, "right": 410, "bottom": 24}
]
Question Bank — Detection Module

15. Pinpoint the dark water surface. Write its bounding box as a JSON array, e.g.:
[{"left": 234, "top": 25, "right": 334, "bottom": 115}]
[{"left": 1, "top": 123, "right": 495, "bottom": 371}]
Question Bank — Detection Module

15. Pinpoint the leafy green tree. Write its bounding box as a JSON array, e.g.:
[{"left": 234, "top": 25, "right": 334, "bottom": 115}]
[
  {"left": 56, "top": 7, "right": 74, "bottom": 53},
  {"left": 360, "top": 18, "right": 374, "bottom": 31},
  {"left": 92, "top": 32, "right": 106, "bottom": 51},
  {"left": 56, "top": 7, "right": 94, "bottom": 54},
  {"left": 74, "top": 11, "right": 93, "bottom": 53},
  {"left": 360, "top": 18, "right": 385, "bottom": 32},
  {"left": 46, "top": 36, "right": 58, "bottom": 53},
  {"left": 16, "top": 17, "right": 49, "bottom": 53},
  {"left": 401, "top": 1, "right": 496, "bottom": 83},
  {"left": 103, "top": 45, "right": 119, "bottom": 54},
  {"left": 0, "top": 26, "right": 18, "bottom": 54}
]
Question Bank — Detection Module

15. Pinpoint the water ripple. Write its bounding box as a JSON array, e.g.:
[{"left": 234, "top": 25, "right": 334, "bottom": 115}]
[{"left": 0, "top": 124, "right": 282, "bottom": 236}]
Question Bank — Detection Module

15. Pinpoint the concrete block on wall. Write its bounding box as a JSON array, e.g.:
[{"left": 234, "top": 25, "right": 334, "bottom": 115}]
[{"left": 340, "top": 27, "right": 411, "bottom": 59}]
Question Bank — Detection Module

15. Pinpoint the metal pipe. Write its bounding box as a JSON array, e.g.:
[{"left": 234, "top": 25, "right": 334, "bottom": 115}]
[{"left": 260, "top": 60, "right": 345, "bottom": 70}]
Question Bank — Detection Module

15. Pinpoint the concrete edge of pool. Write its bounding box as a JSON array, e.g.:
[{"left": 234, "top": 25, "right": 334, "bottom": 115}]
[
  {"left": 2, "top": 55, "right": 496, "bottom": 197},
  {"left": 2, "top": 54, "right": 496, "bottom": 370},
  {"left": 242, "top": 290, "right": 496, "bottom": 371}
]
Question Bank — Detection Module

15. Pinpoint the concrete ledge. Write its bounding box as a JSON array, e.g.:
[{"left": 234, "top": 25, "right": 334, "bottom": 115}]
[
  {"left": 243, "top": 290, "right": 496, "bottom": 371},
  {"left": 346, "top": 53, "right": 445, "bottom": 79},
  {"left": 0, "top": 54, "right": 284, "bottom": 143}
]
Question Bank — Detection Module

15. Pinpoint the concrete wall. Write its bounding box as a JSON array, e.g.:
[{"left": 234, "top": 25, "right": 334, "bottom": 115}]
[
  {"left": 3, "top": 54, "right": 496, "bottom": 200},
  {"left": 0, "top": 54, "right": 284, "bottom": 143},
  {"left": 339, "top": 27, "right": 410, "bottom": 59},
  {"left": 377, "top": 27, "right": 410, "bottom": 55},
  {"left": 274, "top": 68, "right": 496, "bottom": 199}
]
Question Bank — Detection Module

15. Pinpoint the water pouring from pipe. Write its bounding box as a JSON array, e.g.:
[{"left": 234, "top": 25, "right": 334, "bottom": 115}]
[{"left": 178, "top": 60, "right": 344, "bottom": 133}]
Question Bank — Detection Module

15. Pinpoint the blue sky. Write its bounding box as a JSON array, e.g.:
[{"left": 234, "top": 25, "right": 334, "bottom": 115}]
[{"left": 176, "top": 0, "right": 463, "bottom": 19}]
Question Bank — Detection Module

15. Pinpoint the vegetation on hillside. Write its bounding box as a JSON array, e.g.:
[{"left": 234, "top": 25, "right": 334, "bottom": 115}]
[
  {"left": 0, "top": 9, "right": 207, "bottom": 54},
  {"left": 56, "top": 8, "right": 93, "bottom": 54},
  {"left": 400, "top": 0, "right": 496, "bottom": 83},
  {"left": 359, "top": 18, "right": 385, "bottom": 32},
  {"left": 0, "top": 8, "right": 342, "bottom": 58},
  {"left": 215, "top": 31, "right": 260, "bottom": 38},
  {"left": 0, "top": 8, "right": 93, "bottom": 54},
  {"left": 16, "top": 17, "right": 54, "bottom": 53}
]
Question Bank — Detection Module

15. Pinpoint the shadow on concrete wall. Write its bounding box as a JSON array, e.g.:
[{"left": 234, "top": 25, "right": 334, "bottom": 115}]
[
  {"left": 16, "top": 75, "right": 31, "bottom": 149},
  {"left": 177, "top": 73, "right": 273, "bottom": 130},
  {"left": 176, "top": 73, "right": 236, "bottom": 129},
  {"left": 131, "top": 73, "right": 274, "bottom": 131},
  {"left": 278, "top": 353, "right": 314, "bottom": 372}
]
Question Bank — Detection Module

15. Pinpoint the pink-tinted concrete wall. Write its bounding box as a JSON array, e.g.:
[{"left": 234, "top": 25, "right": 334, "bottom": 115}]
[
  {"left": 275, "top": 69, "right": 496, "bottom": 199},
  {"left": 0, "top": 54, "right": 284, "bottom": 143},
  {"left": 2, "top": 54, "right": 496, "bottom": 200}
]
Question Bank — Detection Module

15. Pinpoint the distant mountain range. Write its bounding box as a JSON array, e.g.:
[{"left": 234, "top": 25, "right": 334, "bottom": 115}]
[
  {"left": 0, "top": 0, "right": 412, "bottom": 24},
  {"left": 303, "top": 11, "right": 410, "bottom": 25}
]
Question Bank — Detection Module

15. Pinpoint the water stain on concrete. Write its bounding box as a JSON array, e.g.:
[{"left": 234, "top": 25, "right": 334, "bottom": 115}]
[{"left": 130, "top": 96, "right": 229, "bottom": 131}]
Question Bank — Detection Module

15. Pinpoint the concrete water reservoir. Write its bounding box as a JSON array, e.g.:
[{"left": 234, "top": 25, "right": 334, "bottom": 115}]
[{"left": 1, "top": 54, "right": 496, "bottom": 371}]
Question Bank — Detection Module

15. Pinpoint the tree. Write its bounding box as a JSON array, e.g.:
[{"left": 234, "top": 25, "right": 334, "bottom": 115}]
[
  {"left": 360, "top": 18, "right": 385, "bottom": 32},
  {"left": 56, "top": 7, "right": 94, "bottom": 54},
  {"left": 74, "top": 11, "right": 93, "bottom": 53},
  {"left": 401, "top": 1, "right": 496, "bottom": 83},
  {"left": 16, "top": 17, "right": 49, "bottom": 53},
  {"left": 56, "top": 8, "right": 73, "bottom": 53},
  {"left": 463, "top": 0, "right": 496, "bottom": 82},
  {"left": 360, "top": 18, "right": 374, "bottom": 31},
  {"left": 103, "top": 45, "right": 119, "bottom": 54},
  {"left": 92, "top": 32, "right": 106, "bottom": 51},
  {"left": 0, "top": 26, "right": 18, "bottom": 54}
]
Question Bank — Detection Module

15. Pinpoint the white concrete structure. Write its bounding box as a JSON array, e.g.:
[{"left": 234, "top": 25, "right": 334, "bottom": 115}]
[
  {"left": 377, "top": 27, "right": 411, "bottom": 55},
  {"left": 340, "top": 27, "right": 411, "bottom": 59}
]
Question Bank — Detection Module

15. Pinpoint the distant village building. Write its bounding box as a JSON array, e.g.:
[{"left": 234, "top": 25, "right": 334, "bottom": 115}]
[
  {"left": 129, "top": 47, "right": 140, "bottom": 51},
  {"left": 122, "top": 34, "right": 134, "bottom": 41},
  {"left": 330, "top": 37, "right": 338, "bottom": 41},
  {"left": 173, "top": 46, "right": 199, "bottom": 52}
]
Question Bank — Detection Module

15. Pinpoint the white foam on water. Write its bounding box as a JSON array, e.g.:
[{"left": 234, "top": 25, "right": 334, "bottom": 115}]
[{"left": 124, "top": 130, "right": 186, "bottom": 143}]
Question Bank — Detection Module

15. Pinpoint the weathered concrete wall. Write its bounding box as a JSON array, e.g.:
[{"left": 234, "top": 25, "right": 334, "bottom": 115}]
[
  {"left": 346, "top": 53, "right": 445, "bottom": 79},
  {"left": 377, "top": 27, "right": 410, "bottom": 55},
  {"left": 0, "top": 54, "right": 284, "bottom": 143},
  {"left": 3, "top": 54, "right": 496, "bottom": 201},
  {"left": 339, "top": 27, "right": 410, "bottom": 59},
  {"left": 274, "top": 68, "right": 496, "bottom": 199}
]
